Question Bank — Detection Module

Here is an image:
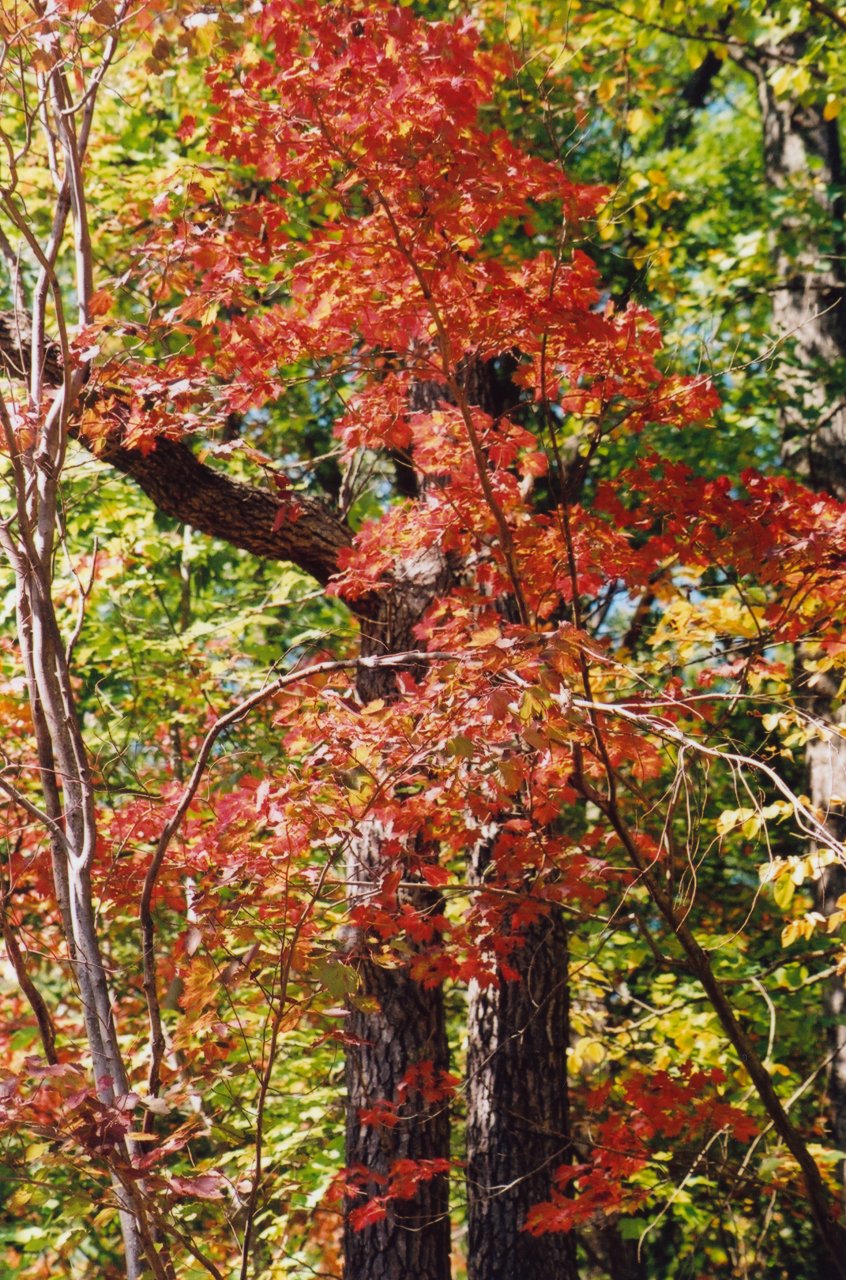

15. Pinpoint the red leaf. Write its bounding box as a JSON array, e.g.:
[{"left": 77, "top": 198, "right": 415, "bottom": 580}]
[
  {"left": 168, "top": 1174, "right": 225, "bottom": 1201},
  {"left": 349, "top": 1198, "right": 388, "bottom": 1231}
]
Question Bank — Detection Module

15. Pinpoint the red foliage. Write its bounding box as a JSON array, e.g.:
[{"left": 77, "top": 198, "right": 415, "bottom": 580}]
[
  {"left": 526, "top": 1066, "right": 759, "bottom": 1234},
  {"left": 8, "top": 0, "right": 844, "bottom": 1258}
]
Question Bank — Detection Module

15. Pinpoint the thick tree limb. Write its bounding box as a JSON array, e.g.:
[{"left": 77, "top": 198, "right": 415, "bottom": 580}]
[
  {"left": 679, "top": 48, "right": 725, "bottom": 110},
  {"left": 94, "top": 433, "right": 352, "bottom": 587},
  {"left": 0, "top": 310, "right": 352, "bottom": 586}
]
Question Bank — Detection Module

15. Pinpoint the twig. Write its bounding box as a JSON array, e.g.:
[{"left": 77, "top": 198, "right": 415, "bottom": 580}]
[
  {"left": 140, "top": 649, "right": 457, "bottom": 1100},
  {"left": 0, "top": 888, "right": 58, "bottom": 1065},
  {"left": 0, "top": 769, "right": 71, "bottom": 854}
]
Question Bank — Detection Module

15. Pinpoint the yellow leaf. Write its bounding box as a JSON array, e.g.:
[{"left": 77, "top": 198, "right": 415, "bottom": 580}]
[
  {"left": 770, "top": 65, "right": 795, "bottom": 97},
  {"left": 597, "top": 209, "right": 617, "bottom": 242},
  {"left": 782, "top": 920, "right": 801, "bottom": 947},
  {"left": 793, "top": 67, "right": 811, "bottom": 95},
  {"left": 717, "top": 806, "right": 757, "bottom": 837},
  {"left": 773, "top": 876, "right": 795, "bottom": 910},
  {"left": 717, "top": 808, "right": 740, "bottom": 837},
  {"left": 470, "top": 626, "right": 501, "bottom": 647},
  {"left": 582, "top": 1039, "right": 605, "bottom": 1066},
  {"left": 741, "top": 813, "right": 761, "bottom": 839}
]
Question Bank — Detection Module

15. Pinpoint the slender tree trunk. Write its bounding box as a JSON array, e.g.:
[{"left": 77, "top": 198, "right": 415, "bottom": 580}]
[
  {"left": 800, "top": 663, "right": 846, "bottom": 1200},
  {"left": 9, "top": 566, "right": 149, "bottom": 1278},
  {"left": 465, "top": 843, "right": 578, "bottom": 1280},
  {"left": 748, "top": 48, "right": 846, "bottom": 1200}
]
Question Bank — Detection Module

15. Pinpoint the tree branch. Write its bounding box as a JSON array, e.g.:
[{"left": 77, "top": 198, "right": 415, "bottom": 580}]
[
  {"left": 0, "top": 886, "right": 58, "bottom": 1066},
  {"left": 809, "top": 0, "right": 846, "bottom": 35},
  {"left": 94, "top": 432, "right": 352, "bottom": 588},
  {"left": 0, "top": 310, "right": 352, "bottom": 587}
]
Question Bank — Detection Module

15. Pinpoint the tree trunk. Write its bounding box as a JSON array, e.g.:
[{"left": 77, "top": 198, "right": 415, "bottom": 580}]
[
  {"left": 800, "top": 662, "right": 846, "bottom": 1200},
  {"left": 342, "top": 537, "right": 454, "bottom": 1280},
  {"left": 751, "top": 52, "right": 846, "bottom": 497},
  {"left": 749, "top": 42, "right": 846, "bottom": 1206},
  {"left": 466, "top": 844, "right": 578, "bottom": 1280},
  {"left": 342, "top": 361, "right": 516, "bottom": 1280},
  {"left": 9, "top": 554, "right": 149, "bottom": 1277},
  {"left": 343, "top": 925, "right": 450, "bottom": 1280}
]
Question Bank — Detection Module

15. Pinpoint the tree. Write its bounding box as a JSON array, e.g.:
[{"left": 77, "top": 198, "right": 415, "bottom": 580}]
[
  {"left": 2, "top": 3, "right": 846, "bottom": 1279},
  {"left": 515, "top": 0, "right": 846, "bottom": 1216}
]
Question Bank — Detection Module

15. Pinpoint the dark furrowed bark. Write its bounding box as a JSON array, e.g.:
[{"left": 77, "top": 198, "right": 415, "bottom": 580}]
[
  {"left": 342, "top": 584, "right": 453, "bottom": 1280},
  {"left": 342, "top": 365, "right": 513, "bottom": 1279},
  {"left": 343, "top": 923, "right": 450, "bottom": 1280},
  {"left": 342, "top": 379, "right": 457, "bottom": 1280},
  {"left": 95, "top": 433, "right": 351, "bottom": 587},
  {"left": 466, "top": 844, "right": 579, "bottom": 1280}
]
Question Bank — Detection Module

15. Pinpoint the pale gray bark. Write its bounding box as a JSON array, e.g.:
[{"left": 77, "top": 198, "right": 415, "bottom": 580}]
[
  {"left": 0, "top": 7, "right": 154, "bottom": 1271},
  {"left": 745, "top": 44, "right": 846, "bottom": 1213},
  {"left": 747, "top": 46, "right": 846, "bottom": 496}
]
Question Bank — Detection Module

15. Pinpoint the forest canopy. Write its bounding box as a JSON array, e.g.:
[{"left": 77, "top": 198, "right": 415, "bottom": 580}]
[{"left": 1, "top": 2, "right": 846, "bottom": 1278}]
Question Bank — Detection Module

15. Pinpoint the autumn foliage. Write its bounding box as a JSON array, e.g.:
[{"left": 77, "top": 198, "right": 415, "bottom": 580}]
[{"left": 0, "top": 1, "right": 845, "bottom": 1278}]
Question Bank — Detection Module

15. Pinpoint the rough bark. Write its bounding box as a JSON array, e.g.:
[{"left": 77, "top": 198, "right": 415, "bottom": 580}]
[
  {"left": 747, "top": 44, "right": 846, "bottom": 495},
  {"left": 342, "top": 365, "right": 516, "bottom": 1279},
  {"left": 341, "top": 376, "right": 463, "bottom": 1280},
  {"left": 96, "top": 432, "right": 351, "bottom": 588},
  {"left": 800, "top": 662, "right": 846, "bottom": 1199},
  {"left": 459, "top": 348, "right": 584, "bottom": 1280},
  {"left": 746, "top": 43, "right": 846, "bottom": 1206},
  {"left": 343, "top": 893, "right": 451, "bottom": 1280},
  {"left": 0, "top": 312, "right": 353, "bottom": 586},
  {"left": 343, "top": 563, "right": 454, "bottom": 1280},
  {"left": 466, "top": 843, "right": 578, "bottom": 1280}
]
